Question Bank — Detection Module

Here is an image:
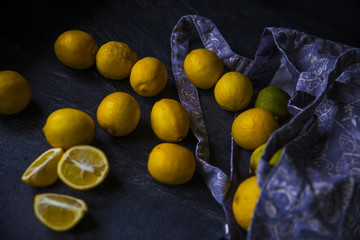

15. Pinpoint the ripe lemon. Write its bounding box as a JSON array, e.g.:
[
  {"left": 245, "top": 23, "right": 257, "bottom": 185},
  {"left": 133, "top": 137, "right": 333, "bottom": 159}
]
[
  {"left": 21, "top": 148, "right": 64, "bottom": 187},
  {"left": 147, "top": 143, "right": 196, "bottom": 185},
  {"left": 57, "top": 145, "right": 109, "bottom": 190},
  {"left": 231, "top": 108, "right": 279, "bottom": 150},
  {"left": 96, "top": 41, "right": 138, "bottom": 80},
  {"left": 232, "top": 176, "right": 261, "bottom": 231},
  {"left": 34, "top": 193, "right": 87, "bottom": 231},
  {"left": 150, "top": 98, "right": 190, "bottom": 142},
  {"left": 255, "top": 86, "right": 291, "bottom": 124},
  {"left": 0, "top": 70, "right": 31, "bottom": 115},
  {"left": 43, "top": 108, "right": 95, "bottom": 149},
  {"left": 214, "top": 71, "right": 253, "bottom": 112},
  {"left": 97, "top": 92, "right": 141, "bottom": 136},
  {"left": 54, "top": 30, "right": 99, "bottom": 70},
  {"left": 129, "top": 57, "right": 168, "bottom": 97},
  {"left": 249, "top": 143, "right": 283, "bottom": 174},
  {"left": 184, "top": 48, "right": 224, "bottom": 89}
]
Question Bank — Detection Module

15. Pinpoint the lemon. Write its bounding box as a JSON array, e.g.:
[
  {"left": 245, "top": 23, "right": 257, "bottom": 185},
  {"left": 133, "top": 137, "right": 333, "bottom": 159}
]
[
  {"left": 96, "top": 41, "right": 138, "bottom": 80},
  {"left": 184, "top": 48, "right": 224, "bottom": 89},
  {"left": 43, "top": 108, "right": 95, "bottom": 149},
  {"left": 255, "top": 86, "right": 291, "bottom": 124},
  {"left": 232, "top": 176, "right": 261, "bottom": 231},
  {"left": 21, "top": 148, "right": 64, "bottom": 187},
  {"left": 0, "top": 70, "right": 31, "bottom": 115},
  {"left": 57, "top": 145, "right": 109, "bottom": 190},
  {"left": 150, "top": 98, "right": 190, "bottom": 142},
  {"left": 97, "top": 92, "right": 140, "bottom": 136},
  {"left": 231, "top": 108, "right": 279, "bottom": 150},
  {"left": 249, "top": 143, "right": 266, "bottom": 175},
  {"left": 249, "top": 143, "right": 283, "bottom": 174},
  {"left": 34, "top": 193, "right": 87, "bottom": 231},
  {"left": 54, "top": 30, "right": 99, "bottom": 70},
  {"left": 147, "top": 143, "right": 196, "bottom": 185},
  {"left": 214, "top": 71, "right": 253, "bottom": 112},
  {"left": 129, "top": 57, "right": 168, "bottom": 97}
]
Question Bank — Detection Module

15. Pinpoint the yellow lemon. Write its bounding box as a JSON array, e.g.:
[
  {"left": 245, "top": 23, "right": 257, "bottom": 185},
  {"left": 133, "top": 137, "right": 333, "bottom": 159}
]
[
  {"left": 184, "top": 48, "right": 224, "bottom": 89},
  {"left": 57, "top": 145, "right": 109, "bottom": 190},
  {"left": 255, "top": 86, "right": 291, "bottom": 124},
  {"left": 97, "top": 92, "right": 140, "bottom": 136},
  {"left": 214, "top": 71, "right": 253, "bottom": 112},
  {"left": 148, "top": 143, "right": 196, "bottom": 185},
  {"left": 249, "top": 143, "right": 266, "bottom": 174},
  {"left": 150, "top": 98, "right": 190, "bottom": 142},
  {"left": 129, "top": 57, "right": 168, "bottom": 97},
  {"left": 249, "top": 143, "right": 283, "bottom": 174},
  {"left": 231, "top": 108, "right": 279, "bottom": 150},
  {"left": 96, "top": 41, "right": 138, "bottom": 80},
  {"left": 54, "top": 30, "right": 99, "bottom": 70},
  {"left": 43, "top": 108, "right": 95, "bottom": 149},
  {"left": 0, "top": 70, "right": 31, "bottom": 115},
  {"left": 232, "top": 176, "right": 261, "bottom": 231},
  {"left": 34, "top": 193, "right": 87, "bottom": 231},
  {"left": 21, "top": 148, "right": 64, "bottom": 187}
]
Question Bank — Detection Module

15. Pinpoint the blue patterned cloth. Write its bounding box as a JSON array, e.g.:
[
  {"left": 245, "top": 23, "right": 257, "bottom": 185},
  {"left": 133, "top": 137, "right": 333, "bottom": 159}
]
[{"left": 170, "top": 15, "right": 360, "bottom": 239}]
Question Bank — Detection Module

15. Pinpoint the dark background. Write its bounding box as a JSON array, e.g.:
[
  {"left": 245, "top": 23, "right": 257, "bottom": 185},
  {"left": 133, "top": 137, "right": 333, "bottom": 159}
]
[{"left": 0, "top": 0, "right": 359, "bottom": 239}]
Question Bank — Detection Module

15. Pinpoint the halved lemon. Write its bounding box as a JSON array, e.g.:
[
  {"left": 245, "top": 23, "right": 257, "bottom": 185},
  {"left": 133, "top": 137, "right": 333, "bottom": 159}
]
[
  {"left": 57, "top": 145, "right": 109, "bottom": 190},
  {"left": 34, "top": 193, "right": 87, "bottom": 231},
  {"left": 21, "top": 148, "right": 64, "bottom": 187}
]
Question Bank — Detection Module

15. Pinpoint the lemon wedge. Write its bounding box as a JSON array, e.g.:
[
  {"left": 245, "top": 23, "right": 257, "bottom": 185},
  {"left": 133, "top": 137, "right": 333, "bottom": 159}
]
[
  {"left": 21, "top": 148, "right": 64, "bottom": 187},
  {"left": 57, "top": 145, "right": 109, "bottom": 190},
  {"left": 34, "top": 193, "right": 87, "bottom": 231}
]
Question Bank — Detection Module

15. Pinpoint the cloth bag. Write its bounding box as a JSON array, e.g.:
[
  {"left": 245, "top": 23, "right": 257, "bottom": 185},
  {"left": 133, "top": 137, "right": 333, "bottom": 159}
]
[{"left": 170, "top": 15, "right": 360, "bottom": 240}]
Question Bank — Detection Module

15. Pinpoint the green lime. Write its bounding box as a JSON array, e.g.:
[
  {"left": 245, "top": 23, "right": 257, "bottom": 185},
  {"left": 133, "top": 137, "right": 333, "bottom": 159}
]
[
  {"left": 249, "top": 143, "right": 283, "bottom": 174},
  {"left": 255, "top": 86, "right": 291, "bottom": 124}
]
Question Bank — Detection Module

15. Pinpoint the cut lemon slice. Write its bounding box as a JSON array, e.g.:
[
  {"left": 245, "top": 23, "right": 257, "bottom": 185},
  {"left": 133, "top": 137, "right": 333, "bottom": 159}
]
[
  {"left": 21, "top": 148, "right": 64, "bottom": 187},
  {"left": 57, "top": 145, "right": 109, "bottom": 190},
  {"left": 34, "top": 193, "right": 87, "bottom": 231}
]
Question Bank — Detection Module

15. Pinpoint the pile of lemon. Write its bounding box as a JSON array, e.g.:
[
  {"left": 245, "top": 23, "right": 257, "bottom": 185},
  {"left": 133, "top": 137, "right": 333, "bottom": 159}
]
[
  {"left": 0, "top": 29, "right": 197, "bottom": 231},
  {"left": 0, "top": 29, "right": 291, "bottom": 232},
  {"left": 183, "top": 48, "right": 291, "bottom": 231}
]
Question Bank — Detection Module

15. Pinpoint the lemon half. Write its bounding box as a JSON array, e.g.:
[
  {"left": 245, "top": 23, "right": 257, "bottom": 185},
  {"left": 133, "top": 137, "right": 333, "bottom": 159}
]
[{"left": 57, "top": 145, "right": 109, "bottom": 190}]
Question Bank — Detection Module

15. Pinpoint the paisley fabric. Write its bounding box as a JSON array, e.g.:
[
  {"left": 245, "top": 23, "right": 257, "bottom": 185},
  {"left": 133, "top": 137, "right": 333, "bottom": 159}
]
[{"left": 170, "top": 15, "right": 360, "bottom": 240}]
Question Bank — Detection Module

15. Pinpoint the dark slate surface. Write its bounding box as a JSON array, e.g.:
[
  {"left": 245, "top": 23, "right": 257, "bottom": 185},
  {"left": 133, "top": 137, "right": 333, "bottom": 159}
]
[{"left": 0, "top": 1, "right": 358, "bottom": 239}]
